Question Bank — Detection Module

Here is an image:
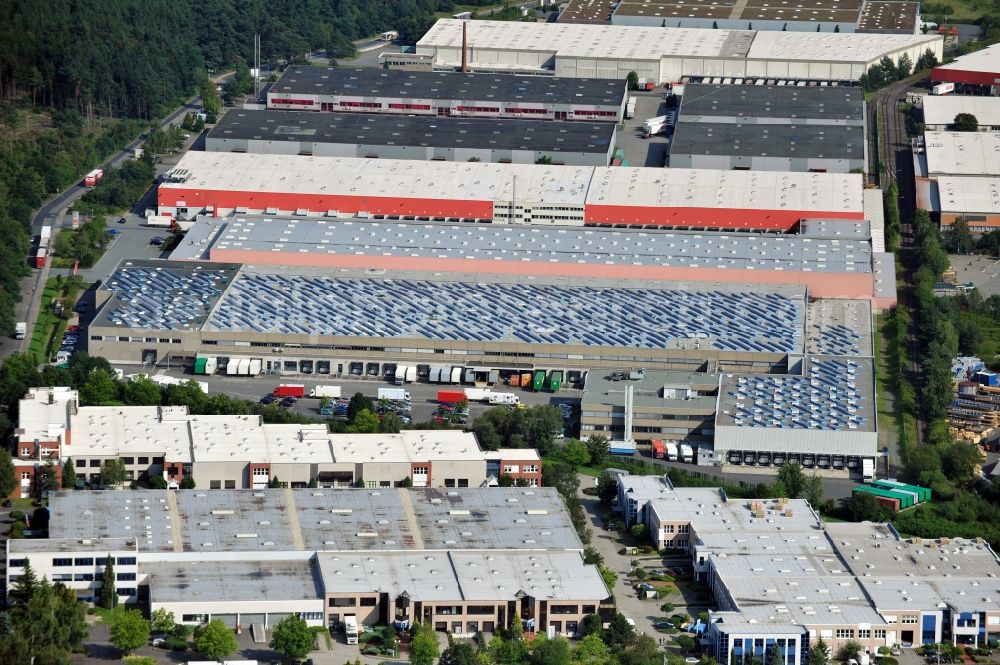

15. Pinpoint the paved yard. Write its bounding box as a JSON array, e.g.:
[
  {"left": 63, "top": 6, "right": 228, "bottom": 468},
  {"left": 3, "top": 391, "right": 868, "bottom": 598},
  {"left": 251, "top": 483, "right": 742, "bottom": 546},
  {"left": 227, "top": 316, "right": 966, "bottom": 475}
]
[{"left": 948, "top": 254, "right": 1000, "bottom": 297}]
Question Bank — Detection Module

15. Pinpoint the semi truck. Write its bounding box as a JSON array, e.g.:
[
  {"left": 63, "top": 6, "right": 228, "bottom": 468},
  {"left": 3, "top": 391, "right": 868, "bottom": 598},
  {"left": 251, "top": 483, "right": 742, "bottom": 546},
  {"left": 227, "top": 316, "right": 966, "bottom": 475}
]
[
  {"left": 35, "top": 225, "right": 52, "bottom": 268},
  {"left": 625, "top": 97, "right": 636, "bottom": 119},
  {"left": 14, "top": 322, "right": 27, "bottom": 340},
  {"left": 273, "top": 384, "right": 306, "bottom": 398},
  {"left": 394, "top": 366, "right": 418, "bottom": 385},
  {"left": 83, "top": 168, "right": 104, "bottom": 187},
  {"left": 679, "top": 443, "right": 694, "bottom": 463},
  {"left": 344, "top": 615, "right": 359, "bottom": 645},
  {"left": 378, "top": 387, "right": 411, "bottom": 402},
  {"left": 932, "top": 82, "right": 955, "bottom": 95},
  {"left": 488, "top": 392, "right": 520, "bottom": 405},
  {"left": 310, "top": 385, "right": 342, "bottom": 399},
  {"left": 438, "top": 390, "right": 467, "bottom": 404},
  {"left": 609, "top": 439, "right": 637, "bottom": 455},
  {"left": 463, "top": 387, "right": 492, "bottom": 402}
]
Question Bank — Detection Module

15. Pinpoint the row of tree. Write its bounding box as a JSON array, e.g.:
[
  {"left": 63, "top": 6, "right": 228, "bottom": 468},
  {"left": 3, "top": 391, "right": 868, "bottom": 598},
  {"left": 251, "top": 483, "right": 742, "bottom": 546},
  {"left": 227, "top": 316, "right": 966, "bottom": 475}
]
[{"left": 859, "top": 48, "right": 938, "bottom": 92}]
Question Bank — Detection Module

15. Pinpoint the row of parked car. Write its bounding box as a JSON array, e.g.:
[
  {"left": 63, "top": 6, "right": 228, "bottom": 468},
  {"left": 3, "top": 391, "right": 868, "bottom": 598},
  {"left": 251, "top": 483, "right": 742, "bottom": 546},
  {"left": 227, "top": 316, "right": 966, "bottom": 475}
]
[{"left": 54, "top": 325, "right": 81, "bottom": 364}]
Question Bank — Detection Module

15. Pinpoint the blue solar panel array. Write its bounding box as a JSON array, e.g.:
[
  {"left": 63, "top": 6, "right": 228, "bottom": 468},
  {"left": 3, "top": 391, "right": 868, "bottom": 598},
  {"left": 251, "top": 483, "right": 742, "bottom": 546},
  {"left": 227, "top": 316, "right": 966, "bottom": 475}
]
[
  {"left": 811, "top": 324, "right": 861, "bottom": 356},
  {"left": 208, "top": 274, "right": 803, "bottom": 352},
  {"left": 728, "top": 359, "right": 866, "bottom": 430},
  {"left": 104, "top": 266, "right": 231, "bottom": 330}
]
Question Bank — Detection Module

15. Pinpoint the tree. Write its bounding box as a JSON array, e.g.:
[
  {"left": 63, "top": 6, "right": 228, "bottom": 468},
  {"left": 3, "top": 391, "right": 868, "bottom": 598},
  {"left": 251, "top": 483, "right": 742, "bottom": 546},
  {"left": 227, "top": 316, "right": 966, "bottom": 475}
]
[
  {"left": 409, "top": 623, "right": 440, "bottom": 665},
  {"left": 79, "top": 368, "right": 120, "bottom": 405},
  {"left": 62, "top": 457, "right": 76, "bottom": 488},
  {"left": 533, "top": 636, "right": 573, "bottom": 665},
  {"left": 194, "top": 619, "right": 238, "bottom": 662},
  {"left": 579, "top": 613, "right": 604, "bottom": 639},
  {"left": 953, "top": 113, "right": 979, "bottom": 132},
  {"left": 100, "top": 458, "right": 127, "bottom": 488},
  {"left": 122, "top": 376, "right": 162, "bottom": 405},
  {"left": 543, "top": 460, "right": 579, "bottom": 499},
  {"left": 180, "top": 475, "right": 196, "bottom": 489},
  {"left": 8, "top": 559, "right": 38, "bottom": 607},
  {"left": 270, "top": 614, "right": 314, "bottom": 663},
  {"left": 269, "top": 475, "right": 282, "bottom": 488},
  {"left": 803, "top": 474, "right": 824, "bottom": 507},
  {"left": 148, "top": 475, "right": 168, "bottom": 489},
  {"left": 150, "top": 608, "right": 176, "bottom": 635},
  {"left": 164, "top": 380, "right": 208, "bottom": 413},
  {"left": 347, "top": 392, "right": 374, "bottom": 423},
  {"left": 916, "top": 47, "right": 939, "bottom": 71},
  {"left": 440, "top": 641, "right": 478, "bottom": 665},
  {"left": 0, "top": 449, "right": 16, "bottom": 499},
  {"left": 586, "top": 435, "right": 610, "bottom": 467},
  {"left": 837, "top": 640, "right": 863, "bottom": 662},
  {"left": 604, "top": 612, "right": 635, "bottom": 650},
  {"left": 897, "top": 53, "right": 913, "bottom": 78},
  {"left": 626, "top": 71, "right": 639, "bottom": 90},
  {"left": 850, "top": 491, "right": 887, "bottom": 522},
  {"left": 630, "top": 523, "right": 647, "bottom": 539},
  {"left": 535, "top": 155, "right": 553, "bottom": 165},
  {"left": 348, "top": 409, "right": 380, "bottom": 433},
  {"left": 380, "top": 411, "right": 404, "bottom": 433},
  {"left": 583, "top": 546, "right": 604, "bottom": 567},
  {"left": 766, "top": 645, "right": 784, "bottom": 665},
  {"left": 774, "top": 463, "right": 805, "bottom": 498},
  {"left": 561, "top": 438, "right": 590, "bottom": 469},
  {"left": 575, "top": 633, "right": 611, "bottom": 664},
  {"left": 99, "top": 556, "right": 117, "bottom": 609},
  {"left": 947, "top": 217, "right": 975, "bottom": 254},
  {"left": 110, "top": 608, "right": 150, "bottom": 654}
]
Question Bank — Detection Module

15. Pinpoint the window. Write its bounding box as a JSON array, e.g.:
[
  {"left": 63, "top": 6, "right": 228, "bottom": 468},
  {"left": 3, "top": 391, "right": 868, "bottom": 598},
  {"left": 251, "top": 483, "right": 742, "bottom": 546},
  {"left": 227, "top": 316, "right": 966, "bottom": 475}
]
[
  {"left": 458, "top": 479, "right": 469, "bottom": 488},
  {"left": 138, "top": 457, "right": 149, "bottom": 465},
  {"left": 117, "top": 573, "right": 137, "bottom": 581},
  {"left": 76, "top": 460, "right": 85, "bottom": 468},
  {"left": 96, "top": 558, "right": 108, "bottom": 566},
  {"left": 583, "top": 606, "right": 596, "bottom": 615},
  {"left": 253, "top": 468, "right": 269, "bottom": 477},
  {"left": 523, "top": 465, "right": 539, "bottom": 473},
  {"left": 836, "top": 629, "right": 854, "bottom": 639},
  {"left": 20, "top": 471, "right": 30, "bottom": 480},
  {"left": 445, "top": 479, "right": 456, "bottom": 488},
  {"left": 117, "top": 557, "right": 136, "bottom": 566},
  {"left": 53, "top": 558, "right": 73, "bottom": 567},
  {"left": 183, "top": 614, "right": 208, "bottom": 623},
  {"left": 859, "top": 629, "right": 871, "bottom": 639},
  {"left": 663, "top": 525, "right": 675, "bottom": 534},
  {"left": 90, "top": 460, "right": 100, "bottom": 467},
  {"left": 329, "top": 597, "right": 356, "bottom": 607},
  {"left": 21, "top": 447, "right": 31, "bottom": 456},
  {"left": 413, "top": 467, "right": 428, "bottom": 475},
  {"left": 503, "top": 466, "right": 516, "bottom": 474},
  {"left": 678, "top": 524, "right": 690, "bottom": 534},
  {"left": 874, "top": 630, "right": 886, "bottom": 639},
  {"left": 210, "top": 480, "right": 222, "bottom": 489},
  {"left": 74, "top": 557, "right": 94, "bottom": 566},
  {"left": 379, "top": 481, "right": 391, "bottom": 488},
  {"left": 435, "top": 606, "right": 462, "bottom": 615},
  {"left": 123, "top": 457, "right": 134, "bottom": 465},
  {"left": 8, "top": 559, "right": 26, "bottom": 568},
  {"left": 118, "top": 588, "right": 136, "bottom": 597},
  {"left": 360, "top": 597, "right": 377, "bottom": 607},
  {"left": 551, "top": 605, "right": 579, "bottom": 615},
  {"left": 297, "top": 612, "right": 323, "bottom": 621},
  {"left": 225, "top": 480, "right": 236, "bottom": 489},
  {"left": 902, "top": 616, "right": 918, "bottom": 624},
  {"left": 52, "top": 573, "right": 73, "bottom": 582},
  {"left": 467, "top": 606, "right": 495, "bottom": 615},
  {"left": 75, "top": 573, "right": 94, "bottom": 581},
  {"left": 153, "top": 457, "right": 164, "bottom": 465}
]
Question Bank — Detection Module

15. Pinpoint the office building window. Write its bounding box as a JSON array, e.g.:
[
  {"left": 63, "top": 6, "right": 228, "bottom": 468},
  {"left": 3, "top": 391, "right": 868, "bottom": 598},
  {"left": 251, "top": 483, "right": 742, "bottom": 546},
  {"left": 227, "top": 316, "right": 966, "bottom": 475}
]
[
  {"left": 116, "top": 557, "right": 136, "bottom": 566},
  {"left": 53, "top": 558, "right": 73, "bottom": 567},
  {"left": 360, "top": 598, "right": 377, "bottom": 607},
  {"left": 117, "top": 573, "right": 137, "bottom": 581},
  {"left": 138, "top": 457, "right": 149, "bottom": 465},
  {"left": 859, "top": 629, "right": 871, "bottom": 639},
  {"left": 225, "top": 480, "right": 236, "bottom": 489},
  {"left": 74, "top": 557, "right": 94, "bottom": 566},
  {"left": 874, "top": 630, "right": 886, "bottom": 639},
  {"left": 836, "top": 629, "right": 854, "bottom": 639},
  {"left": 902, "top": 616, "right": 918, "bottom": 624},
  {"left": 413, "top": 467, "right": 428, "bottom": 475}
]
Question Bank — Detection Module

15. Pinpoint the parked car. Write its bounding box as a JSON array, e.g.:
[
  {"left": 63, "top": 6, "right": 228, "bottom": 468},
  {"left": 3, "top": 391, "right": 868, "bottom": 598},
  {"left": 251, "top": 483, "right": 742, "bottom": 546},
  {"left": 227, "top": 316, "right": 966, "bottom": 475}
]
[
  {"left": 259, "top": 395, "right": 276, "bottom": 405},
  {"left": 279, "top": 396, "right": 297, "bottom": 408},
  {"left": 150, "top": 236, "right": 165, "bottom": 246}
]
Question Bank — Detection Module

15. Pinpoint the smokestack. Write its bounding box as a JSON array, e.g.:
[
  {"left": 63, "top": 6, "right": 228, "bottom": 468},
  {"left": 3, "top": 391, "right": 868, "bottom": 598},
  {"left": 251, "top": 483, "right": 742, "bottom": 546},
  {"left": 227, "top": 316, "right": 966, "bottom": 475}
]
[{"left": 461, "top": 21, "right": 469, "bottom": 73}]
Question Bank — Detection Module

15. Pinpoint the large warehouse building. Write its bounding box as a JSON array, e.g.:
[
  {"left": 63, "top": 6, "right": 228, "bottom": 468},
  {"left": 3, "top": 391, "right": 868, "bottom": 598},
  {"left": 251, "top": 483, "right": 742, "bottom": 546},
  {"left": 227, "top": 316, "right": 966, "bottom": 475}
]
[
  {"left": 915, "top": 131, "right": 1000, "bottom": 230},
  {"left": 931, "top": 43, "right": 1000, "bottom": 96},
  {"left": 922, "top": 95, "right": 1000, "bottom": 131},
  {"left": 559, "top": 0, "right": 920, "bottom": 34},
  {"left": 168, "top": 215, "right": 892, "bottom": 304},
  {"left": 205, "top": 109, "right": 616, "bottom": 166},
  {"left": 157, "top": 151, "right": 866, "bottom": 231},
  {"left": 8, "top": 487, "right": 609, "bottom": 638},
  {"left": 405, "top": 19, "right": 942, "bottom": 82},
  {"left": 266, "top": 67, "right": 626, "bottom": 121},
  {"left": 669, "top": 83, "right": 867, "bottom": 172}
]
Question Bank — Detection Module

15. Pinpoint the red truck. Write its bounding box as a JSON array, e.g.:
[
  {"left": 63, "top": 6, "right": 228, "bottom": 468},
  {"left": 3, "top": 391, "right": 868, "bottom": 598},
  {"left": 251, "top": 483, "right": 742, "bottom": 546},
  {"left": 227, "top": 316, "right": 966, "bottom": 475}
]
[
  {"left": 651, "top": 439, "right": 666, "bottom": 459},
  {"left": 84, "top": 168, "right": 104, "bottom": 187},
  {"left": 438, "top": 390, "right": 466, "bottom": 404},
  {"left": 273, "top": 384, "right": 305, "bottom": 398}
]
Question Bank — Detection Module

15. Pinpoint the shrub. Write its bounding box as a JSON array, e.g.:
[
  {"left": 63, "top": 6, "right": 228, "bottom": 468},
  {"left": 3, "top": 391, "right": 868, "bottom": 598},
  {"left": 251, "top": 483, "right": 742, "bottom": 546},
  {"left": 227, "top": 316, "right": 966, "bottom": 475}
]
[
  {"left": 161, "top": 637, "right": 188, "bottom": 651},
  {"left": 361, "top": 646, "right": 381, "bottom": 656},
  {"left": 123, "top": 657, "right": 157, "bottom": 665},
  {"left": 9, "top": 510, "right": 25, "bottom": 522}
]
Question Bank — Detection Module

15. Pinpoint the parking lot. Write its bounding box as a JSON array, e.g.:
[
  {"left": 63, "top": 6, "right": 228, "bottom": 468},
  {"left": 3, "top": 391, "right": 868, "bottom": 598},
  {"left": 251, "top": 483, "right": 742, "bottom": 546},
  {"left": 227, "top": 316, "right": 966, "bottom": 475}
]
[
  {"left": 947, "top": 254, "right": 1000, "bottom": 297},
  {"left": 616, "top": 90, "right": 672, "bottom": 167}
]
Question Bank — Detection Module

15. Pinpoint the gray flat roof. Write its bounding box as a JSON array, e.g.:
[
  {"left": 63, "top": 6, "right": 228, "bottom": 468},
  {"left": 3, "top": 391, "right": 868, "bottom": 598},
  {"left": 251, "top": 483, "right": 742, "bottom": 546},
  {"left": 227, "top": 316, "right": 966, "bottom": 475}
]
[
  {"left": 170, "top": 215, "right": 874, "bottom": 275},
  {"left": 148, "top": 559, "right": 322, "bottom": 603},
  {"left": 671, "top": 121, "right": 865, "bottom": 161},
  {"left": 47, "top": 487, "right": 582, "bottom": 554},
  {"left": 270, "top": 67, "right": 625, "bottom": 107},
  {"left": 209, "top": 110, "right": 615, "bottom": 154},
  {"left": 678, "top": 84, "right": 864, "bottom": 121},
  {"left": 582, "top": 368, "right": 720, "bottom": 411}
]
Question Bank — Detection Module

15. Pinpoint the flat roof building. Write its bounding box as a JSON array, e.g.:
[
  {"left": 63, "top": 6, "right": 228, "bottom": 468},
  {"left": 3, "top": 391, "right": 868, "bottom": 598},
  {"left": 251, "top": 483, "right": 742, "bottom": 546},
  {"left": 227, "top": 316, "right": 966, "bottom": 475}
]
[
  {"left": 923, "top": 131, "right": 1000, "bottom": 177},
  {"left": 915, "top": 131, "right": 1000, "bottom": 231},
  {"left": 922, "top": 95, "right": 1000, "bottom": 131},
  {"left": 931, "top": 43, "right": 1000, "bottom": 94},
  {"left": 10, "top": 387, "right": 542, "bottom": 498},
  {"left": 167, "top": 215, "right": 884, "bottom": 302},
  {"left": 410, "top": 19, "right": 941, "bottom": 83},
  {"left": 669, "top": 84, "right": 867, "bottom": 172},
  {"left": 157, "top": 151, "right": 867, "bottom": 231},
  {"left": 8, "top": 487, "right": 608, "bottom": 637},
  {"left": 267, "top": 67, "right": 626, "bottom": 122},
  {"left": 206, "top": 110, "right": 616, "bottom": 166}
]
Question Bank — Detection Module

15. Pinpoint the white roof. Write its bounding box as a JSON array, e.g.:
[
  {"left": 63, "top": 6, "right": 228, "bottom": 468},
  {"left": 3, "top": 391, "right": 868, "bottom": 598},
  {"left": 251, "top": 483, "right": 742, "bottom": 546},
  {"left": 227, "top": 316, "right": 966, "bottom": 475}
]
[
  {"left": 491, "top": 448, "right": 542, "bottom": 461},
  {"left": 922, "top": 95, "right": 1000, "bottom": 127},
  {"left": 934, "top": 42, "right": 1000, "bottom": 75},
  {"left": 328, "top": 431, "right": 484, "bottom": 465},
  {"left": 745, "top": 30, "right": 939, "bottom": 63},
  {"left": 451, "top": 551, "right": 609, "bottom": 601},
  {"left": 161, "top": 151, "right": 593, "bottom": 206},
  {"left": 937, "top": 176, "right": 1000, "bottom": 214},
  {"left": 17, "top": 387, "right": 76, "bottom": 443},
  {"left": 418, "top": 18, "right": 940, "bottom": 65},
  {"left": 924, "top": 131, "right": 1000, "bottom": 176},
  {"left": 585, "top": 168, "right": 864, "bottom": 215}
]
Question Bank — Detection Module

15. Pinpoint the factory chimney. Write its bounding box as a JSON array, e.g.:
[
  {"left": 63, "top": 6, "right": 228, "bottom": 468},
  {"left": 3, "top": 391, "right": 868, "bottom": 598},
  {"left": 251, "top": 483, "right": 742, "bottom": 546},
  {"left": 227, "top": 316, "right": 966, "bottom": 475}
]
[{"left": 461, "top": 21, "right": 469, "bottom": 73}]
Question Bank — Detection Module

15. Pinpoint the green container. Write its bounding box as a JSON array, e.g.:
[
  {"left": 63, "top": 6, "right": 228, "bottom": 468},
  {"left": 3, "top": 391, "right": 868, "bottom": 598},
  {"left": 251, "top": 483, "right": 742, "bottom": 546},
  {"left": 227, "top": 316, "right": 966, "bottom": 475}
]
[
  {"left": 854, "top": 485, "right": 914, "bottom": 509},
  {"left": 872, "top": 479, "right": 931, "bottom": 503},
  {"left": 194, "top": 357, "right": 207, "bottom": 375},
  {"left": 613, "top": 148, "right": 625, "bottom": 160},
  {"left": 549, "top": 370, "right": 563, "bottom": 392},
  {"left": 533, "top": 370, "right": 546, "bottom": 391}
]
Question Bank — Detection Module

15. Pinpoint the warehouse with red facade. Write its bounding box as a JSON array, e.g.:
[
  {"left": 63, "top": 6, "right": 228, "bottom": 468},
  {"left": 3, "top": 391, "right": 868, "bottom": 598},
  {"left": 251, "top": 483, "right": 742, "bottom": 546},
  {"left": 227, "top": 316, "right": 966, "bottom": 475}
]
[
  {"left": 157, "top": 152, "right": 865, "bottom": 232},
  {"left": 931, "top": 43, "right": 1000, "bottom": 96}
]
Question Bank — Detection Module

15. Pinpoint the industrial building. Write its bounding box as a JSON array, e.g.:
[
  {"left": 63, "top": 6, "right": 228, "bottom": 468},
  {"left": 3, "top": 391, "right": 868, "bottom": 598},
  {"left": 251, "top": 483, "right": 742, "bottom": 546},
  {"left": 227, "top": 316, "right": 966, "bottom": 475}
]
[
  {"left": 7, "top": 487, "right": 609, "bottom": 638},
  {"left": 266, "top": 67, "right": 626, "bottom": 122},
  {"left": 205, "top": 109, "right": 617, "bottom": 166},
  {"left": 931, "top": 43, "right": 1000, "bottom": 96},
  {"left": 922, "top": 95, "right": 1000, "bottom": 131},
  {"left": 167, "top": 214, "right": 891, "bottom": 303},
  {"left": 156, "top": 151, "right": 866, "bottom": 231},
  {"left": 580, "top": 298, "right": 877, "bottom": 473},
  {"left": 559, "top": 0, "right": 919, "bottom": 34},
  {"left": 9, "top": 386, "right": 541, "bottom": 498},
  {"left": 405, "top": 19, "right": 942, "bottom": 82},
  {"left": 669, "top": 84, "right": 867, "bottom": 172},
  {"left": 915, "top": 132, "right": 1000, "bottom": 231},
  {"left": 614, "top": 476, "right": 1000, "bottom": 660}
]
